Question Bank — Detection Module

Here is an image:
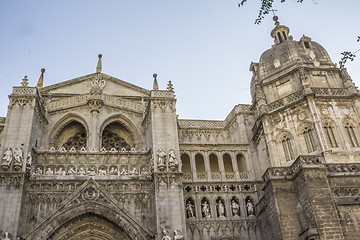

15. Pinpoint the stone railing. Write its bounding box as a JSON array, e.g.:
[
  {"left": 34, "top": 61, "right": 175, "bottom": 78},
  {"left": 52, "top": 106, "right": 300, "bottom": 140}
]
[
  {"left": 197, "top": 173, "right": 207, "bottom": 180},
  {"left": 225, "top": 173, "right": 235, "bottom": 180},
  {"left": 312, "top": 87, "right": 347, "bottom": 97},
  {"left": 268, "top": 90, "right": 304, "bottom": 112},
  {"left": 151, "top": 90, "right": 174, "bottom": 98},
  {"left": 48, "top": 94, "right": 145, "bottom": 113},
  {"left": 178, "top": 119, "right": 224, "bottom": 129},
  {"left": 183, "top": 173, "right": 193, "bottom": 180},
  {"left": 12, "top": 87, "right": 37, "bottom": 95},
  {"left": 326, "top": 163, "right": 360, "bottom": 175},
  {"left": 239, "top": 172, "right": 250, "bottom": 179}
]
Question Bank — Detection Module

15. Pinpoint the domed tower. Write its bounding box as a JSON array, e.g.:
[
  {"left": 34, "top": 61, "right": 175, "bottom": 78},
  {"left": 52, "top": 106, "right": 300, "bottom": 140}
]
[
  {"left": 254, "top": 17, "right": 360, "bottom": 240},
  {"left": 251, "top": 16, "right": 360, "bottom": 168}
]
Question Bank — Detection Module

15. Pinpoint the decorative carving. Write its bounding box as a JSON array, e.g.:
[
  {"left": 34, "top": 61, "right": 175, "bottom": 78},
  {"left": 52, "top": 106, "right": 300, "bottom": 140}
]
[
  {"left": 168, "top": 149, "right": 178, "bottom": 171},
  {"left": 173, "top": 230, "right": 183, "bottom": 240},
  {"left": 186, "top": 199, "right": 195, "bottom": 218},
  {"left": 231, "top": 199, "right": 240, "bottom": 216},
  {"left": 83, "top": 186, "right": 98, "bottom": 200},
  {"left": 157, "top": 149, "right": 166, "bottom": 171},
  {"left": 201, "top": 199, "right": 211, "bottom": 218},
  {"left": 1, "top": 148, "right": 13, "bottom": 168}
]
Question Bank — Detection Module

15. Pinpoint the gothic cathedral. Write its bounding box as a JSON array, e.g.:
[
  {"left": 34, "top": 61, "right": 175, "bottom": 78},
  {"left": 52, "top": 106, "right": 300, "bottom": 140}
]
[{"left": 1, "top": 17, "right": 360, "bottom": 240}]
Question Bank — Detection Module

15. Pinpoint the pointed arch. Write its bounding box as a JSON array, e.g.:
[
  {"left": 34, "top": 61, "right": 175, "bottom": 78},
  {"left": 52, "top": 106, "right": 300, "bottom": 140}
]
[
  {"left": 99, "top": 114, "right": 143, "bottom": 150},
  {"left": 23, "top": 201, "right": 153, "bottom": 240},
  {"left": 48, "top": 113, "right": 89, "bottom": 149}
]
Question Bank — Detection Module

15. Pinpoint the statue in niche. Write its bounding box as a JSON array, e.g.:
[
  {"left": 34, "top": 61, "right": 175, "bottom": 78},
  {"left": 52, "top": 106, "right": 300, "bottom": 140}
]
[
  {"left": 98, "top": 169, "right": 107, "bottom": 175},
  {"left": 186, "top": 200, "right": 195, "bottom": 218},
  {"left": 56, "top": 167, "right": 65, "bottom": 175},
  {"left": 161, "top": 228, "right": 172, "bottom": 240},
  {"left": 120, "top": 167, "right": 128, "bottom": 175},
  {"left": 67, "top": 166, "right": 76, "bottom": 175},
  {"left": 202, "top": 201, "right": 211, "bottom": 218},
  {"left": 26, "top": 152, "right": 32, "bottom": 167},
  {"left": 246, "top": 200, "right": 255, "bottom": 216},
  {"left": 87, "top": 166, "right": 96, "bottom": 176},
  {"left": 174, "top": 230, "right": 184, "bottom": 240},
  {"left": 217, "top": 199, "right": 225, "bottom": 217},
  {"left": 157, "top": 149, "right": 166, "bottom": 166},
  {"left": 231, "top": 199, "right": 240, "bottom": 216},
  {"left": 109, "top": 167, "right": 118, "bottom": 175},
  {"left": 35, "top": 167, "right": 43, "bottom": 175},
  {"left": 2, "top": 148, "right": 12, "bottom": 166},
  {"left": 168, "top": 149, "right": 177, "bottom": 165},
  {"left": 78, "top": 167, "right": 86, "bottom": 175},
  {"left": 13, "top": 147, "right": 23, "bottom": 165},
  {"left": 45, "top": 167, "right": 53, "bottom": 175},
  {"left": 129, "top": 167, "right": 139, "bottom": 175}
]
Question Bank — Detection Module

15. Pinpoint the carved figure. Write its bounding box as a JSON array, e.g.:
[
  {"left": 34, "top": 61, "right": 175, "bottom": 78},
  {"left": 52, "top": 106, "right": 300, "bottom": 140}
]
[
  {"left": 202, "top": 201, "right": 211, "bottom": 218},
  {"left": 78, "top": 167, "right": 86, "bottom": 175},
  {"left": 67, "top": 166, "right": 76, "bottom": 175},
  {"left": 161, "top": 229, "right": 172, "bottom": 240},
  {"left": 231, "top": 199, "right": 240, "bottom": 216},
  {"left": 88, "top": 166, "right": 96, "bottom": 176},
  {"left": 157, "top": 149, "right": 166, "bottom": 166},
  {"left": 186, "top": 200, "right": 195, "bottom": 218},
  {"left": 168, "top": 149, "right": 178, "bottom": 166},
  {"left": 217, "top": 200, "right": 225, "bottom": 217},
  {"left": 56, "top": 167, "right": 65, "bottom": 175},
  {"left": 109, "top": 167, "right": 118, "bottom": 175},
  {"left": 2, "top": 148, "right": 12, "bottom": 166},
  {"left": 13, "top": 147, "right": 23, "bottom": 165},
  {"left": 98, "top": 169, "right": 107, "bottom": 175},
  {"left": 129, "top": 167, "right": 138, "bottom": 175},
  {"left": 247, "top": 200, "right": 254, "bottom": 216},
  {"left": 26, "top": 152, "right": 32, "bottom": 167},
  {"left": 120, "top": 168, "right": 128, "bottom": 175},
  {"left": 35, "top": 167, "right": 43, "bottom": 175},
  {"left": 174, "top": 230, "right": 184, "bottom": 240},
  {"left": 45, "top": 167, "right": 53, "bottom": 175}
]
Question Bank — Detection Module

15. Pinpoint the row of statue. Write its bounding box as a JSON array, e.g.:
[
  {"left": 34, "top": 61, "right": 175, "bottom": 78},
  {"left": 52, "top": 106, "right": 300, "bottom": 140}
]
[
  {"left": 161, "top": 228, "right": 183, "bottom": 240},
  {"left": 185, "top": 198, "right": 255, "bottom": 218},
  {"left": 157, "top": 149, "right": 178, "bottom": 171},
  {"left": 32, "top": 165, "right": 152, "bottom": 178},
  {"left": 38, "top": 146, "right": 147, "bottom": 153},
  {"left": 1, "top": 147, "right": 33, "bottom": 172}
]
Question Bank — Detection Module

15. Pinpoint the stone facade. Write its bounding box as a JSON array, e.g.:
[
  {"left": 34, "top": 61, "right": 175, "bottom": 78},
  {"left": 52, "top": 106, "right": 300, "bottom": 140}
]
[{"left": 1, "top": 18, "right": 360, "bottom": 240}]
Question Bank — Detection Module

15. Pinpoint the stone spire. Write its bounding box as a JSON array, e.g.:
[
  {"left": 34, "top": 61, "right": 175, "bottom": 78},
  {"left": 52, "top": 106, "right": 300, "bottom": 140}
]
[
  {"left": 37, "top": 68, "right": 45, "bottom": 88},
  {"left": 96, "top": 54, "right": 102, "bottom": 73},
  {"left": 153, "top": 73, "right": 159, "bottom": 90},
  {"left": 21, "top": 75, "right": 29, "bottom": 87}
]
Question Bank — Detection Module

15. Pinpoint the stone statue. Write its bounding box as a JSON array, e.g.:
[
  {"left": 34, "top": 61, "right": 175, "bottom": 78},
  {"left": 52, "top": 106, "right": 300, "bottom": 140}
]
[
  {"left": 2, "top": 148, "right": 12, "bottom": 166},
  {"left": 98, "top": 169, "right": 107, "bottom": 175},
  {"left": 67, "top": 166, "right": 76, "bottom": 175},
  {"left": 168, "top": 149, "right": 178, "bottom": 166},
  {"left": 129, "top": 167, "right": 139, "bottom": 175},
  {"left": 78, "top": 167, "right": 86, "bottom": 175},
  {"left": 35, "top": 167, "right": 43, "bottom": 175},
  {"left": 87, "top": 166, "right": 96, "bottom": 176},
  {"left": 231, "top": 199, "right": 240, "bottom": 216},
  {"left": 56, "top": 167, "right": 65, "bottom": 175},
  {"left": 186, "top": 200, "right": 195, "bottom": 218},
  {"left": 174, "top": 230, "right": 184, "bottom": 240},
  {"left": 247, "top": 200, "right": 254, "bottom": 216},
  {"left": 120, "top": 167, "right": 128, "bottom": 175},
  {"left": 26, "top": 152, "right": 32, "bottom": 170},
  {"left": 109, "top": 167, "right": 118, "bottom": 175},
  {"left": 157, "top": 149, "right": 166, "bottom": 166},
  {"left": 202, "top": 201, "right": 211, "bottom": 218},
  {"left": 13, "top": 147, "right": 23, "bottom": 165},
  {"left": 45, "top": 167, "right": 53, "bottom": 175},
  {"left": 161, "top": 229, "right": 172, "bottom": 240},
  {"left": 217, "top": 200, "right": 225, "bottom": 217},
  {"left": 3, "top": 232, "right": 10, "bottom": 240}
]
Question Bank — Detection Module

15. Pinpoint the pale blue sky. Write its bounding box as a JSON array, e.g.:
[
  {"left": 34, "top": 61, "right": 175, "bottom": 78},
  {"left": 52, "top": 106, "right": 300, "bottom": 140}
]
[{"left": 0, "top": 0, "right": 359, "bottom": 120}]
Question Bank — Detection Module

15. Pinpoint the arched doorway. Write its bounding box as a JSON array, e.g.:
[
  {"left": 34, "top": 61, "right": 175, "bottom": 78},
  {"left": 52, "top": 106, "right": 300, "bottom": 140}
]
[{"left": 48, "top": 213, "right": 131, "bottom": 240}]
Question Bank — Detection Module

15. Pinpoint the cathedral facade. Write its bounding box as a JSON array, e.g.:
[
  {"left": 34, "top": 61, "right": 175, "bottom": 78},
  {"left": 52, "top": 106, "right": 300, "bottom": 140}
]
[{"left": 1, "top": 18, "right": 360, "bottom": 240}]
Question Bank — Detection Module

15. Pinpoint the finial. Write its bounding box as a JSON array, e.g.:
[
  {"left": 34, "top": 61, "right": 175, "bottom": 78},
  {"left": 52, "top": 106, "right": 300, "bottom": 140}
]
[
  {"left": 153, "top": 73, "right": 159, "bottom": 90},
  {"left": 21, "top": 75, "right": 29, "bottom": 87},
  {"left": 37, "top": 68, "right": 45, "bottom": 88},
  {"left": 96, "top": 54, "right": 102, "bottom": 73},
  {"left": 273, "top": 15, "right": 280, "bottom": 26},
  {"left": 167, "top": 80, "right": 174, "bottom": 92}
]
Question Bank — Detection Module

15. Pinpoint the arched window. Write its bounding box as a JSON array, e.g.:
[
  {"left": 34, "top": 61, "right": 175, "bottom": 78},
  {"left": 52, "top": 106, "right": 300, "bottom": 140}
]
[
  {"left": 323, "top": 122, "right": 338, "bottom": 148},
  {"left": 195, "top": 154, "right": 205, "bottom": 173},
  {"left": 236, "top": 154, "right": 247, "bottom": 172},
  {"left": 101, "top": 121, "right": 134, "bottom": 151},
  {"left": 209, "top": 153, "right": 219, "bottom": 172},
  {"left": 345, "top": 122, "right": 359, "bottom": 147},
  {"left": 281, "top": 134, "right": 294, "bottom": 162},
  {"left": 55, "top": 120, "right": 87, "bottom": 150},
  {"left": 181, "top": 153, "right": 191, "bottom": 173},
  {"left": 303, "top": 127, "right": 316, "bottom": 153},
  {"left": 223, "top": 154, "right": 233, "bottom": 173}
]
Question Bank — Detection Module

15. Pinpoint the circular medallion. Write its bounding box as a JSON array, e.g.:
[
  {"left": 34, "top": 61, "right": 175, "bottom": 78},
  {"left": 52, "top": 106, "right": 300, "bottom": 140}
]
[{"left": 83, "top": 186, "right": 98, "bottom": 200}]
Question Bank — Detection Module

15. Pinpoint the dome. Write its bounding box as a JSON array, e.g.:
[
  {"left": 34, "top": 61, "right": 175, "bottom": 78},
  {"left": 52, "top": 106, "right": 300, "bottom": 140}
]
[{"left": 256, "top": 17, "right": 335, "bottom": 83}]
